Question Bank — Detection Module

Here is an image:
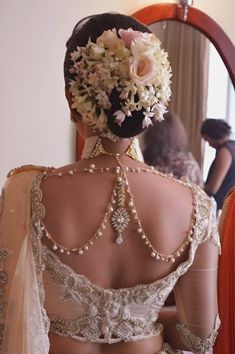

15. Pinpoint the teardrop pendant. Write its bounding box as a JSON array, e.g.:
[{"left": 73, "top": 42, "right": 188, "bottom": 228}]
[{"left": 116, "top": 234, "right": 123, "bottom": 245}]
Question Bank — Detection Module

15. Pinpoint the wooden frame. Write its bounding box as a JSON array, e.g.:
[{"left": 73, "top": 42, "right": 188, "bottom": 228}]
[{"left": 132, "top": 3, "right": 235, "bottom": 88}]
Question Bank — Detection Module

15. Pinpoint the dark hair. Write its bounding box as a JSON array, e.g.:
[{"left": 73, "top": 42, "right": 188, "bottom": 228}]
[
  {"left": 64, "top": 13, "right": 153, "bottom": 138},
  {"left": 143, "top": 111, "right": 187, "bottom": 166},
  {"left": 200, "top": 119, "right": 231, "bottom": 140}
]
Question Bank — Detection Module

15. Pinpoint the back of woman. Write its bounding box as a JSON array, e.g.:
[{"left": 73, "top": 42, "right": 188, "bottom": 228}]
[{"left": 0, "top": 12, "right": 220, "bottom": 354}]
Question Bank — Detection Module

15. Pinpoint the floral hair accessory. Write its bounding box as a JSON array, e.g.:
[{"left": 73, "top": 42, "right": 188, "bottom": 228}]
[{"left": 69, "top": 28, "right": 172, "bottom": 140}]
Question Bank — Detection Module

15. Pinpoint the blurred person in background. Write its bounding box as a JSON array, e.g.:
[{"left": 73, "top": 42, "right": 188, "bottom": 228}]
[
  {"left": 143, "top": 111, "right": 203, "bottom": 186},
  {"left": 201, "top": 118, "right": 235, "bottom": 211}
]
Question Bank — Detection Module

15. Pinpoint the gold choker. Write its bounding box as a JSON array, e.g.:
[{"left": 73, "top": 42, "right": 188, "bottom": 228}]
[{"left": 81, "top": 136, "right": 144, "bottom": 162}]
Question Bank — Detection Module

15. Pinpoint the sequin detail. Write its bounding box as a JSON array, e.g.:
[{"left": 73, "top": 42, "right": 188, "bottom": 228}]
[{"left": 176, "top": 315, "right": 221, "bottom": 353}]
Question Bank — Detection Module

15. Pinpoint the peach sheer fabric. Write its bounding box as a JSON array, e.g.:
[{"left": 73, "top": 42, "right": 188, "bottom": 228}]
[
  {"left": 0, "top": 167, "right": 220, "bottom": 353},
  {"left": 214, "top": 188, "right": 235, "bottom": 354},
  {"left": 0, "top": 169, "right": 49, "bottom": 354}
]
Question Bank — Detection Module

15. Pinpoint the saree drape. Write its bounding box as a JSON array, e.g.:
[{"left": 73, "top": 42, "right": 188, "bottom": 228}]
[
  {"left": 0, "top": 168, "right": 49, "bottom": 354},
  {"left": 214, "top": 188, "right": 235, "bottom": 354}
]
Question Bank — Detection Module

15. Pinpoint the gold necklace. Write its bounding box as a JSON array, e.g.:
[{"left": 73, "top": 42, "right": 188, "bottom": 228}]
[{"left": 40, "top": 140, "right": 196, "bottom": 262}]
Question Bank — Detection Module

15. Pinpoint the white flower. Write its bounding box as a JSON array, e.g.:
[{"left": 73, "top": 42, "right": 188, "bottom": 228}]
[
  {"left": 142, "top": 109, "right": 154, "bottom": 128},
  {"left": 89, "top": 44, "right": 105, "bottom": 59},
  {"left": 70, "top": 47, "right": 81, "bottom": 61},
  {"left": 152, "top": 103, "right": 166, "bottom": 122},
  {"left": 122, "top": 106, "right": 132, "bottom": 117},
  {"left": 114, "top": 110, "right": 126, "bottom": 126},
  {"left": 97, "top": 29, "right": 118, "bottom": 49},
  {"left": 129, "top": 52, "right": 159, "bottom": 85},
  {"left": 95, "top": 91, "right": 111, "bottom": 109}
]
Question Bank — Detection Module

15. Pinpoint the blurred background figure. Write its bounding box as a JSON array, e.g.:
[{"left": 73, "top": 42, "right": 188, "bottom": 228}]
[
  {"left": 201, "top": 118, "right": 235, "bottom": 211},
  {"left": 142, "top": 111, "right": 203, "bottom": 186}
]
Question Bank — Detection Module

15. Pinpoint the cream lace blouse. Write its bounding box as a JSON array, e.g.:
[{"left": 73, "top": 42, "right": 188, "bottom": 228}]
[{"left": 0, "top": 168, "right": 220, "bottom": 354}]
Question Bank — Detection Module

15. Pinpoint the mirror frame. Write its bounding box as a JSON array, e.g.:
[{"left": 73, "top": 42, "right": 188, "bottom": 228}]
[{"left": 132, "top": 3, "right": 235, "bottom": 89}]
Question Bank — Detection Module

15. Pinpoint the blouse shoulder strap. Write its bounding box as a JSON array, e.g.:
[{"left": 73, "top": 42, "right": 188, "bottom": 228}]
[{"left": 7, "top": 164, "right": 53, "bottom": 178}]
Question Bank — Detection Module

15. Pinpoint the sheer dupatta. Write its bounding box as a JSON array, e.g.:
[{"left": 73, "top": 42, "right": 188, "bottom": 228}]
[
  {"left": 0, "top": 168, "right": 49, "bottom": 354},
  {"left": 214, "top": 188, "right": 235, "bottom": 354}
]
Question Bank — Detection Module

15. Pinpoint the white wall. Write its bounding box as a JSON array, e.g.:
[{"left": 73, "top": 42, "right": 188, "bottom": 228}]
[{"left": 0, "top": 0, "right": 234, "bottom": 187}]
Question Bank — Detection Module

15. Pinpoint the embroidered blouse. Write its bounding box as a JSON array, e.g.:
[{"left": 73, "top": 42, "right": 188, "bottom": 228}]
[{"left": 0, "top": 167, "right": 220, "bottom": 354}]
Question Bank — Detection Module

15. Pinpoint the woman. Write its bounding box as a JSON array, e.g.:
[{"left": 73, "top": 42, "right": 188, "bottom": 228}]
[
  {"left": 201, "top": 118, "right": 235, "bottom": 211},
  {"left": 143, "top": 111, "right": 203, "bottom": 186},
  {"left": 0, "top": 13, "right": 220, "bottom": 354}
]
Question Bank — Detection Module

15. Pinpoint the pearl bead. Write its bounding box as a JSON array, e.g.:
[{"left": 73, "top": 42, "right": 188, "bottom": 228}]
[
  {"left": 52, "top": 244, "right": 58, "bottom": 251},
  {"left": 90, "top": 164, "right": 95, "bottom": 169},
  {"left": 67, "top": 251, "right": 70, "bottom": 255},
  {"left": 137, "top": 228, "right": 142, "bottom": 233},
  {"left": 141, "top": 235, "right": 146, "bottom": 239},
  {"left": 98, "top": 231, "right": 102, "bottom": 237},
  {"left": 117, "top": 177, "right": 122, "bottom": 182},
  {"left": 58, "top": 172, "right": 62, "bottom": 177},
  {"left": 78, "top": 250, "right": 84, "bottom": 255},
  {"left": 88, "top": 169, "right": 93, "bottom": 173},
  {"left": 60, "top": 248, "right": 64, "bottom": 254},
  {"left": 156, "top": 254, "right": 160, "bottom": 260},
  {"left": 151, "top": 252, "right": 156, "bottom": 257},
  {"left": 68, "top": 170, "right": 74, "bottom": 175},
  {"left": 131, "top": 209, "right": 136, "bottom": 214},
  {"left": 115, "top": 167, "right": 120, "bottom": 173},
  {"left": 85, "top": 246, "right": 89, "bottom": 250}
]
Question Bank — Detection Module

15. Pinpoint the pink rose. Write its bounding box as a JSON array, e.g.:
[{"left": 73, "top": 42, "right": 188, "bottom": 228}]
[
  {"left": 129, "top": 53, "right": 158, "bottom": 85},
  {"left": 118, "top": 28, "right": 150, "bottom": 48}
]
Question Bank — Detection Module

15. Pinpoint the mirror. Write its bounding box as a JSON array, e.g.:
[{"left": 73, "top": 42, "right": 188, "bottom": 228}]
[{"left": 132, "top": 3, "right": 235, "bottom": 176}]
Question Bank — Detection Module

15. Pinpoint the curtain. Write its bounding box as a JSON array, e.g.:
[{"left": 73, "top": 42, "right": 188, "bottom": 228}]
[{"left": 150, "top": 20, "right": 210, "bottom": 166}]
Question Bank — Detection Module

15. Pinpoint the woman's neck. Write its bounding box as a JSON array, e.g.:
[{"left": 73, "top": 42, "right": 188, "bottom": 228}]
[{"left": 100, "top": 137, "right": 132, "bottom": 155}]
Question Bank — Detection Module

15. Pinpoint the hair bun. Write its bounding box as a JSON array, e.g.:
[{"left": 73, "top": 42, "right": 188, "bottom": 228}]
[{"left": 106, "top": 90, "right": 147, "bottom": 138}]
